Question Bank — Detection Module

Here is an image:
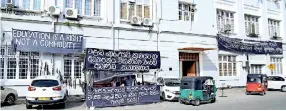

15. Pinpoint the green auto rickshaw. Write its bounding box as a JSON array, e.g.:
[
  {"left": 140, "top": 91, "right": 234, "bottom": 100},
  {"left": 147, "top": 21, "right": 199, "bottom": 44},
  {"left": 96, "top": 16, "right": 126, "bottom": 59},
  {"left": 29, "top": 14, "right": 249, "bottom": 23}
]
[{"left": 179, "top": 76, "right": 216, "bottom": 106}]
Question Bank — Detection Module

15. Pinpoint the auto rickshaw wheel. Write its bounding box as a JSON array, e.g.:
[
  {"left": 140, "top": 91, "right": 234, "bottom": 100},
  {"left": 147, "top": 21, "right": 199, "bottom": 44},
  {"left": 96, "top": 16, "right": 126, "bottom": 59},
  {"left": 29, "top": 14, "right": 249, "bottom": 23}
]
[
  {"left": 210, "top": 97, "right": 216, "bottom": 103},
  {"left": 192, "top": 99, "right": 200, "bottom": 106},
  {"left": 260, "top": 92, "right": 265, "bottom": 96},
  {"left": 179, "top": 99, "right": 184, "bottom": 104}
]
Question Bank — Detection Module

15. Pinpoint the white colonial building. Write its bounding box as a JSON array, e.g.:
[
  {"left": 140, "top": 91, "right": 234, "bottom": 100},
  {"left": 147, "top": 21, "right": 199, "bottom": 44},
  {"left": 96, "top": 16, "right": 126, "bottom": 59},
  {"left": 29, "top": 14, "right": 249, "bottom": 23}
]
[
  {"left": 0, "top": 0, "right": 285, "bottom": 97},
  {"left": 215, "top": 0, "right": 286, "bottom": 87}
]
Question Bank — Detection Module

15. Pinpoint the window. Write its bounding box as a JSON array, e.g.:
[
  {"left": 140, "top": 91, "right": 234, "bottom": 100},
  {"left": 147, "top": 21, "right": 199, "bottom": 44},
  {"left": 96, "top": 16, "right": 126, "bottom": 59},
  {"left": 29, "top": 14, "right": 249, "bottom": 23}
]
[
  {"left": 0, "top": 58, "right": 4, "bottom": 79},
  {"left": 75, "top": 0, "right": 83, "bottom": 15},
  {"left": 19, "top": 58, "right": 28, "bottom": 79},
  {"left": 64, "top": 0, "right": 100, "bottom": 16},
  {"left": 64, "top": 55, "right": 82, "bottom": 79},
  {"left": 270, "top": 57, "right": 283, "bottom": 75},
  {"left": 268, "top": 19, "right": 280, "bottom": 37},
  {"left": 0, "top": 46, "right": 4, "bottom": 55},
  {"left": 19, "top": 52, "right": 40, "bottom": 79},
  {"left": 178, "top": 3, "right": 194, "bottom": 21},
  {"left": 0, "top": 46, "right": 4, "bottom": 79},
  {"left": 65, "top": 0, "right": 73, "bottom": 8},
  {"left": 250, "top": 65, "right": 262, "bottom": 74},
  {"left": 1, "top": 0, "right": 6, "bottom": 7},
  {"left": 84, "top": 0, "right": 91, "bottom": 15},
  {"left": 31, "top": 80, "right": 59, "bottom": 87},
  {"left": 6, "top": 45, "right": 16, "bottom": 79},
  {"left": 33, "top": 0, "right": 41, "bottom": 10},
  {"left": 268, "top": 76, "right": 285, "bottom": 81},
  {"left": 247, "top": 77, "right": 261, "bottom": 83},
  {"left": 22, "top": 0, "right": 30, "bottom": 10},
  {"left": 1, "top": 0, "right": 19, "bottom": 8},
  {"left": 64, "top": 59, "right": 72, "bottom": 79},
  {"left": 245, "top": 15, "right": 259, "bottom": 35},
  {"left": 94, "top": 0, "right": 101, "bottom": 16},
  {"left": 74, "top": 60, "right": 82, "bottom": 79},
  {"left": 30, "top": 53, "right": 40, "bottom": 79},
  {"left": 120, "top": 0, "right": 150, "bottom": 20},
  {"left": 7, "top": 58, "right": 16, "bottom": 79},
  {"left": 216, "top": 10, "right": 235, "bottom": 33},
  {"left": 218, "top": 55, "right": 237, "bottom": 76}
]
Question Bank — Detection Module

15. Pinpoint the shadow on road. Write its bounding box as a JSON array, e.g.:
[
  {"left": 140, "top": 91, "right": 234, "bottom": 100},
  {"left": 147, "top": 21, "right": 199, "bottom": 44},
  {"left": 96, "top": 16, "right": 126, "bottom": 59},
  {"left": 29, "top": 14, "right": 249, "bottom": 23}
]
[
  {"left": 33, "top": 102, "right": 85, "bottom": 110},
  {"left": 1, "top": 103, "right": 21, "bottom": 108}
]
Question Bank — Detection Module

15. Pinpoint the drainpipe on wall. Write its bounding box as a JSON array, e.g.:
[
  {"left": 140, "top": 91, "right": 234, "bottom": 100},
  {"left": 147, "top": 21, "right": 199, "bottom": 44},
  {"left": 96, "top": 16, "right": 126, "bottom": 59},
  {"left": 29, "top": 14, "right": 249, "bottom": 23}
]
[
  {"left": 0, "top": 33, "right": 4, "bottom": 80},
  {"left": 51, "top": 17, "right": 58, "bottom": 76},
  {"left": 246, "top": 53, "right": 250, "bottom": 74},
  {"left": 112, "top": 0, "right": 116, "bottom": 50}
]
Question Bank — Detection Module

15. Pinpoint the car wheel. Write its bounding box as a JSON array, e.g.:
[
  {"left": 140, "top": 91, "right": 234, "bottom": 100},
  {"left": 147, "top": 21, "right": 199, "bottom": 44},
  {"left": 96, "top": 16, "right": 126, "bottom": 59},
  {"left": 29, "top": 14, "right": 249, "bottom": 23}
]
[
  {"left": 58, "top": 103, "right": 65, "bottom": 109},
  {"left": 192, "top": 99, "right": 200, "bottom": 106},
  {"left": 281, "top": 86, "right": 286, "bottom": 92},
  {"left": 162, "top": 92, "right": 166, "bottom": 101},
  {"left": 26, "top": 104, "right": 32, "bottom": 109},
  {"left": 5, "top": 94, "right": 15, "bottom": 105},
  {"left": 245, "top": 92, "right": 250, "bottom": 95}
]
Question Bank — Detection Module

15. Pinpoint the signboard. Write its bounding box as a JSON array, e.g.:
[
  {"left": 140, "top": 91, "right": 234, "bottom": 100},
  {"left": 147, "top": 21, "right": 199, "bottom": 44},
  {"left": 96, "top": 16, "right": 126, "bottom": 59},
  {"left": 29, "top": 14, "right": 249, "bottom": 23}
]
[
  {"left": 84, "top": 48, "right": 161, "bottom": 72},
  {"left": 217, "top": 35, "right": 283, "bottom": 55},
  {"left": 11, "top": 29, "right": 83, "bottom": 54},
  {"left": 85, "top": 85, "right": 160, "bottom": 107},
  {"left": 268, "top": 64, "right": 275, "bottom": 71}
]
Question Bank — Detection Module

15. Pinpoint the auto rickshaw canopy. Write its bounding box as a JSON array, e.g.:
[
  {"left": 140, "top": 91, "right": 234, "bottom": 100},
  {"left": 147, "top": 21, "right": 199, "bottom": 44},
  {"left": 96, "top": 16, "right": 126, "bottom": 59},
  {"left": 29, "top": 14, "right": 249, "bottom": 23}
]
[{"left": 180, "top": 76, "right": 214, "bottom": 90}]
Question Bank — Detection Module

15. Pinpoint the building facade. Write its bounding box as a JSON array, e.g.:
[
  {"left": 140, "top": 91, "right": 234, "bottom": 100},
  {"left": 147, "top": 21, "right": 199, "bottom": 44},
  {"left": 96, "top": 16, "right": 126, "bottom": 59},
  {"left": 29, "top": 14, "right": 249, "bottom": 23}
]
[
  {"left": 0, "top": 0, "right": 285, "bottom": 97},
  {"left": 215, "top": 0, "right": 286, "bottom": 87},
  {"left": 0, "top": 0, "right": 218, "bottom": 97}
]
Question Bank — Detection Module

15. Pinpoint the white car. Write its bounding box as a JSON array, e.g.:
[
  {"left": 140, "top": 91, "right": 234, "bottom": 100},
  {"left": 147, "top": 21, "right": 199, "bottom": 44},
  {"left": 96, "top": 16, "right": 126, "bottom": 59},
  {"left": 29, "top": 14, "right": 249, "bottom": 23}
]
[
  {"left": 157, "top": 77, "right": 181, "bottom": 101},
  {"left": 1, "top": 86, "right": 18, "bottom": 105},
  {"left": 26, "top": 75, "right": 68, "bottom": 109},
  {"left": 267, "top": 75, "right": 286, "bottom": 92}
]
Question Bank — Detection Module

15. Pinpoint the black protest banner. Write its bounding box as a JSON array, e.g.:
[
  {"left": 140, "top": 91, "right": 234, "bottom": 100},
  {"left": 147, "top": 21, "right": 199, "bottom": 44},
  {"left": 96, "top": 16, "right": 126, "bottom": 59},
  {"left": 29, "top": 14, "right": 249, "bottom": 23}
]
[
  {"left": 84, "top": 48, "right": 161, "bottom": 72},
  {"left": 217, "top": 35, "right": 283, "bottom": 54},
  {"left": 85, "top": 85, "right": 160, "bottom": 107},
  {"left": 11, "top": 29, "right": 83, "bottom": 54}
]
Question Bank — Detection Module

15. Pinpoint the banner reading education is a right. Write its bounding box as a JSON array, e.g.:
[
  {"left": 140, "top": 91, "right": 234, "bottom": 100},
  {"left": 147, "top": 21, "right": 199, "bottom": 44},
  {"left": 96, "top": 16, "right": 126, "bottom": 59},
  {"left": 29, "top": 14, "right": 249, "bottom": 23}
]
[{"left": 11, "top": 29, "right": 83, "bottom": 54}]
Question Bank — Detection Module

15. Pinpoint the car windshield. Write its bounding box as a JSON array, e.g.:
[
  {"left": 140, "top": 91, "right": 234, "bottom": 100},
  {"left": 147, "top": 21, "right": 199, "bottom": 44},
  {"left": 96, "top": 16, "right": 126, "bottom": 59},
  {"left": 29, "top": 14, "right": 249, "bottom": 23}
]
[
  {"left": 164, "top": 79, "right": 181, "bottom": 86},
  {"left": 165, "top": 82, "right": 180, "bottom": 86},
  {"left": 31, "top": 80, "right": 59, "bottom": 87}
]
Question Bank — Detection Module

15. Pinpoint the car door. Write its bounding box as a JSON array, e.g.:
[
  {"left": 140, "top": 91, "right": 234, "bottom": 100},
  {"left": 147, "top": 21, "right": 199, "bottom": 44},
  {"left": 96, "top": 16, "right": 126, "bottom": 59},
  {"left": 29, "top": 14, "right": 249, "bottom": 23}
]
[
  {"left": 268, "top": 76, "right": 279, "bottom": 89},
  {"left": 276, "top": 76, "right": 285, "bottom": 89},
  {"left": 268, "top": 76, "right": 275, "bottom": 89}
]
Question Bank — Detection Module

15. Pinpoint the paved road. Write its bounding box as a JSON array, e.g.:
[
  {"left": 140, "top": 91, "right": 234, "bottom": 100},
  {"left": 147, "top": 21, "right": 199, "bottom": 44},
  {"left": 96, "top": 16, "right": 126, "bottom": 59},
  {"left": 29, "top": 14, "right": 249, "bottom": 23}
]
[{"left": 1, "top": 89, "right": 286, "bottom": 110}]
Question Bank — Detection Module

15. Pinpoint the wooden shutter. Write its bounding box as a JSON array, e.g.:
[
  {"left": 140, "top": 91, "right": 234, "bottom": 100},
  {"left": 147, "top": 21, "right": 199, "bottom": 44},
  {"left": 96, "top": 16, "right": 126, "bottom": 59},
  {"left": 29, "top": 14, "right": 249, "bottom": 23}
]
[
  {"left": 136, "top": 5, "right": 142, "bottom": 17},
  {"left": 144, "top": 5, "right": 150, "bottom": 18},
  {"left": 120, "top": 2, "right": 127, "bottom": 19},
  {"left": 129, "top": 3, "right": 135, "bottom": 20}
]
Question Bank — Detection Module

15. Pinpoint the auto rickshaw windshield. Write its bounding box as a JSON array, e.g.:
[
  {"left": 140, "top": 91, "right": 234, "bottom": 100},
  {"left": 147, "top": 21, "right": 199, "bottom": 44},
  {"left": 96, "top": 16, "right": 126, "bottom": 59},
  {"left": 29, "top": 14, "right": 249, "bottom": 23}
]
[{"left": 247, "top": 77, "right": 262, "bottom": 83}]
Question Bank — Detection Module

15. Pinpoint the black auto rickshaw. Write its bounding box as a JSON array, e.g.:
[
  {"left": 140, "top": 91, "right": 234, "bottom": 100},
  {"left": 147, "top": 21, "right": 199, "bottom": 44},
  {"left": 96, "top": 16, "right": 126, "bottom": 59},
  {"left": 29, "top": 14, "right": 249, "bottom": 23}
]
[
  {"left": 179, "top": 76, "right": 216, "bottom": 106},
  {"left": 246, "top": 74, "right": 268, "bottom": 96}
]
